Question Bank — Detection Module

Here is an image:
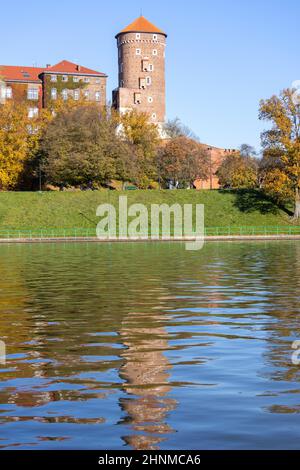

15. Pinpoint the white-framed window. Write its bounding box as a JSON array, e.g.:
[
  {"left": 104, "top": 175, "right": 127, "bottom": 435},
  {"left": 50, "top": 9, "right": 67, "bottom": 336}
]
[
  {"left": 73, "top": 76, "right": 79, "bottom": 82},
  {"left": 74, "top": 90, "right": 80, "bottom": 101},
  {"left": 5, "top": 87, "right": 12, "bottom": 99},
  {"left": 27, "top": 88, "right": 39, "bottom": 100},
  {"left": 95, "top": 91, "right": 101, "bottom": 101},
  {"left": 148, "top": 96, "right": 153, "bottom": 103},
  {"left": 50, "top": 75, "right": 57, "bottom": 82},
  {"left": 62, "top": 75, "right": 68, "bottom": 82},
  {"left": 153, "top": 34, "right": 158, "bottom": 41},
  {"left": 151, "top": 113, "right": 157, "bottom": 120},
  {"left": 148, "top": 64, "right": 154, "bottom": 72},
  {"left": 153, "top": 49, "right": 158, "bottom": 56},
  {"left": 62, "top": 89, "right": 68, "bottom": 101},
  {"left": 146, "top": 77, "right": 151, "bottom": 86},
  {"left": 136, "top": 33, "right": 141, "bottom": 40},
  {"left": 51, "top": 88, "right": 57, "bottom": 100},
  {"left": 136, "top": 48, "right": 141, "bottom": 55},
  {"left": 95, "top": 78, "right": 101, "bottom": 84},
  {"left": 83, "top": 77, "right": 90, "bottom": 83},
  {"left": 28, "top": 107, "right": 39, "bottom": 118},
  {"left": 84, "top": 90, "right": 90, "bottom": 99}
]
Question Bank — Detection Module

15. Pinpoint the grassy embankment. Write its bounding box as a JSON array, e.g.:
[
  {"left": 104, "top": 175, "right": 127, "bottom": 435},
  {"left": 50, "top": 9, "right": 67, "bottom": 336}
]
[{"left": 0, "top": 190, "right": 296, "bottom": 236}]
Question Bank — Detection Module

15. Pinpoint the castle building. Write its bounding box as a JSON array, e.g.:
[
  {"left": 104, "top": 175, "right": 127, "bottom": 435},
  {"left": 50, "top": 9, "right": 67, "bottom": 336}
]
[
  {"left": 0, "top": 60, "right": 107, "bottom": 116},
  {"left": 112, "top": 16, "right": 167, "bottom": 125}
]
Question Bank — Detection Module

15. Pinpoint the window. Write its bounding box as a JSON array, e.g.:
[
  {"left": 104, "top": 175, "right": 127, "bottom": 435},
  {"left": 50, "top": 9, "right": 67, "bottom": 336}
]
[
  {"left": 5, "top": 87, "right": 12, "bottom": 99},
  {"left": 136, "top": 49, "right": 141, "bottom": 55},
  {"left": 139, "top": 78, "right": 146, "bottom": 89},
  {"left": 84, "top": 90, "right": 90, "bottom": 99},
  {"left": 120, "top": 63, "right": 123, "bottom": 73},
  {"left": 28, "top": 107, "right": 39, "bottom": 118},
  {"left": 136, "top": 33, "right": 141, "bottom": 40},
  {"left": 146, "top": 77, "right": 151, "bottom": 86},
  {"left": 95, "top": 91, "right": 101, "bottom": 102},
  {"left": 134, "top": 92, "right": 141, "bottom": 104},
  {"left": 62, "top": 89, "right": 68, "bottom": 101},
  {"left": 153, "top": 49, "right": 158, "bottom": 56},
  {"left": 151, "top": 113, "right": 157, "bottom": 120},
  {"left": 27, "top": 88, "right": 39, "bottom": 100},
  {"left": 83, "top": 77, "right": 90, "bottom": 83},
  {"left": 142, "top": 59, "right": 149, "bottom": 72},
  {"left": 62, "top": 75, "right": 68, "bottom": 82},
  {"left": 95, "top": 78, "right": 101, "bottom": 84},
  {"left": 73, "top": 76, "right": 79, "bottom": 82},
  {"left": 153, "top": 34, "right": 158, "bottom": 41},
  {"left": 148, "top": 64, "right": 154, "bottom": 72},
  {"left": 51, "top": 88, "right": 57, "bottom": 100},
  {"left": 74, "top": 90, "right": 80, "bottom": 101},
  {"left": 148, "top": 96, "right": 153, "bottom": 103},
  {"left": 50, "top": 75, "right": 57, "bottom": 82}
]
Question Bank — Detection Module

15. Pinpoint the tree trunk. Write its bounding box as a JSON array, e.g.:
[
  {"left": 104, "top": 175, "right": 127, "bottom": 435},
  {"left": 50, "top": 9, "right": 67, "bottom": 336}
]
[{"left": 294, "top": 187, "right": 300, "bottom": 219}]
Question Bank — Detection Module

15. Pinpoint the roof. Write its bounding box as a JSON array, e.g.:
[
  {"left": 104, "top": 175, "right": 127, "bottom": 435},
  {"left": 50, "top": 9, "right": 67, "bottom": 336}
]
[
  {"left": 116, "top": 16, "right": 167, "bottom": 38},
  {"left": 43, "top": 60, "right": 107, "bottom": 77},
  {"left": 0, "top": 60, "right": 107, "bottom": 82},
  {"left": 0, "top": 65, "right": 44, "bottom": 83}
]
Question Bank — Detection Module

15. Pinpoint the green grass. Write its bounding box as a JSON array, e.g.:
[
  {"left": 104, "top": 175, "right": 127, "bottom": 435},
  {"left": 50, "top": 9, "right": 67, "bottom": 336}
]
[{"left": 0, "top": 189, "right": 295, "bottom": 232}]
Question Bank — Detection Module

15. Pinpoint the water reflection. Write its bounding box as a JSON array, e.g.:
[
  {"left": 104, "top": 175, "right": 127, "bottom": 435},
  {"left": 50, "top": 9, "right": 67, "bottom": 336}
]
[{"left": 0, "top": 242, "right": 300, "bottom": 449}]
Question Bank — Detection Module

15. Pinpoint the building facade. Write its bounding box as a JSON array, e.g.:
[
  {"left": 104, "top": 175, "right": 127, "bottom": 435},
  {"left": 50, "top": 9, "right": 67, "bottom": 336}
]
[
  {"left": 113, "top": 16, "right": 167, "bottom": 125},
  {"left": 0, "top": 60, "right": 107, "bottom": 117}
]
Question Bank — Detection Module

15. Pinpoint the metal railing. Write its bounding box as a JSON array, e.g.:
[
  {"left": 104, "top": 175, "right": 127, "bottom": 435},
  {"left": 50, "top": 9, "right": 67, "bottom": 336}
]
[{"left": 0, "top": 226, "right": 300, "bottom": 239}]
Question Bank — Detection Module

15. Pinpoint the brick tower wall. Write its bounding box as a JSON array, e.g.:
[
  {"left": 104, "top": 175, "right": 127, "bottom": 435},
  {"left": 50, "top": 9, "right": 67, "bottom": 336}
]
[{"left": 115, "top": 31, "right": 166, "bottom": 123}]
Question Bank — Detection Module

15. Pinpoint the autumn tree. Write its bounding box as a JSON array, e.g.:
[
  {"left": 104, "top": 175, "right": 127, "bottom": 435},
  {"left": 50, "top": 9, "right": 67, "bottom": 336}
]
[
  {"left": 217, "top": 150, "right": 258, "bottom": 190},
  {"left": 41, "top": 105, "right": 132, "bottom": 188},
  {"left": 158, "top": 136, "right": 209, "bottom": 188},
  {"left": 0, "top": 101, "right": 48, "bottom": 190},
  {"left": 259, "top": 88, "right": 300, "bottom": 218},
  {"left": 119, "top": 110, "right": 161, "bottom": 188},
  {"left": 163, "top": 117, "right": 199, "bottom": 140}
]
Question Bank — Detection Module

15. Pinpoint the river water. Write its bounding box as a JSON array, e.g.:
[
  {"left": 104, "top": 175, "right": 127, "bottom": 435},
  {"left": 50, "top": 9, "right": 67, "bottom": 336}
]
[{"left": 0, "top": 241, "right": 300, "bottom": 450}]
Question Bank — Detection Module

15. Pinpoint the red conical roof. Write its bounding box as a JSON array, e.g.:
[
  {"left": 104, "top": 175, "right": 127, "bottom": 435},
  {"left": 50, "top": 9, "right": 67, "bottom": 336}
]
[{"left": 116, "top": 16, "right": 167, "bottom": 38}]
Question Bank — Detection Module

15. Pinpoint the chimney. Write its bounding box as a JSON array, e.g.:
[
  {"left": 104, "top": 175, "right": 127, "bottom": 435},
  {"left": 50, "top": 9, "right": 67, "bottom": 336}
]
[
  {"left": 77, "top": 65, "right": 81, "bottom": 71},
  {"left": 46, "top": 64, "right": 51, "bottom": 68}
]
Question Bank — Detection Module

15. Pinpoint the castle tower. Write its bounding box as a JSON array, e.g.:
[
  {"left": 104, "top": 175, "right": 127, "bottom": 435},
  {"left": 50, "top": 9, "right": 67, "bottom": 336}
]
[{"left": 113, "top": 16, "right": 167, "bottom": 125}]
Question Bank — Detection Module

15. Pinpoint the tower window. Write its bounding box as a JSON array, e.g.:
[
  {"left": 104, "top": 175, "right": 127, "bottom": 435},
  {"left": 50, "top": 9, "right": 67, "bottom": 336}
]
[
  {"left": 139, "top": 78, "right": 146, "bottom": 89},
  {"left": 152, "top": 113, "right": 157, "bottom": 120},
  {"left": 136, "top": 49, "right": 141, "bottom": 55},
  {"left": 146, "top": 77, "right": 151, "bottom": 86},
  {"left": 148, "top": 96, "right": 153, "bottom": 103},
  {"left": 153, "top": 34, "right": 158, "bottom": 41},
  {"left": 148, "top": 64, "right": 154, "bottom": 72},
  {"left": 136, "top": 33, "right": 141, "bottom": 40},
  {"left": 142, "top": 59, "right": 149, "bottom": 71},
  {"left": 134, "top": 92, "right": 141, "bottom": 104},
  {"left": 153, "top": 49, "right": 158, "bottom": 56}
]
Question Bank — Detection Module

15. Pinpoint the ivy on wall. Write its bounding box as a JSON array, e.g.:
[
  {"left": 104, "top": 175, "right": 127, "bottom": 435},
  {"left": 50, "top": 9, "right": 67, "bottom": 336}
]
[{"left": 43, "top": 74, "right": 88, "bottom": 107}]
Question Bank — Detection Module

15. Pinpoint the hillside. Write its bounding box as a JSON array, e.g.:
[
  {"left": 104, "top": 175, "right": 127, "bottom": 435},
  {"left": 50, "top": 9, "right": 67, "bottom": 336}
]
[{"left": 0, "top": 190, "right": 294, "bottom": 233}]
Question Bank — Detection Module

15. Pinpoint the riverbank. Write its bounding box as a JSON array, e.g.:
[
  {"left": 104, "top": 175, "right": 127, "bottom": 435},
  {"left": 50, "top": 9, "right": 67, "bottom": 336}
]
[{"left": 1, "top": 235, "right": 300, "bottom": 244}]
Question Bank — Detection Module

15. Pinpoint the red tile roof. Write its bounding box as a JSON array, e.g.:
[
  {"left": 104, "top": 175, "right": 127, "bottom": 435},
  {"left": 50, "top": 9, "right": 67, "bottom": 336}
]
[
  {"left": 0, "top": 65, "right": 44, "bottom": 83},
  {"left": 44, "top": 60, "right": 107, "bottom": 76},
  {"left": 0, "top": 60, "right": 107, "bottom": 82},
  {"left": 116, "top": 16, "right": 167, "bottom": 37}
]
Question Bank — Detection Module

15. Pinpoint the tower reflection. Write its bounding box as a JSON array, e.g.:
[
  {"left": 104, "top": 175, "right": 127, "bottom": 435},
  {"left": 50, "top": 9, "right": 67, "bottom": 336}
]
[{"left": 119, "top": 310, "right": 177, "bottom": 450}]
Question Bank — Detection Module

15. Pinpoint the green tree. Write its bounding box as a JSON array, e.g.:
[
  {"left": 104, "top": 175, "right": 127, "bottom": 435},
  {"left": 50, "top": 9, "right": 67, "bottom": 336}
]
[{"left": 42, "top": 105, "right": 131, "bottom": 188}]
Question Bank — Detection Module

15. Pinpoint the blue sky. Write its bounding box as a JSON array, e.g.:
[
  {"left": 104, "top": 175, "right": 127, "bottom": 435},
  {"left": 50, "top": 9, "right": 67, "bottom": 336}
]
[{"left": 1, "top": 0, "right": 299, "bottom": 151}]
